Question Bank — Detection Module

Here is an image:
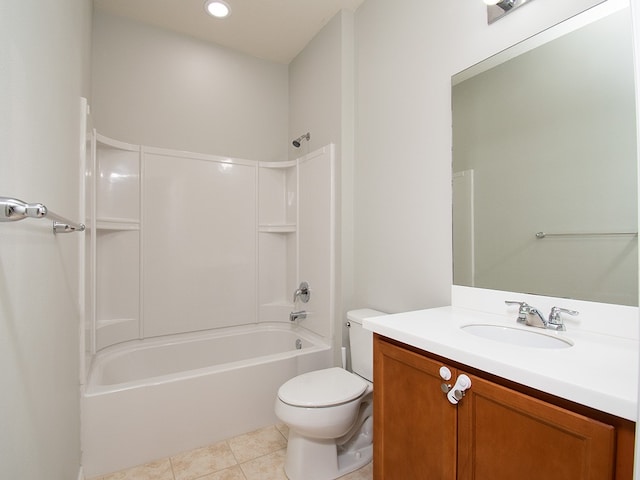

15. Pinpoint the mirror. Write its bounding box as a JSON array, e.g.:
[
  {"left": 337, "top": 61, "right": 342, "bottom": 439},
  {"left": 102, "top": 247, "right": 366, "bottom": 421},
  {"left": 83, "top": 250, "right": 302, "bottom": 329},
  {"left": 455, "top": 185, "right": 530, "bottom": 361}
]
[{"left": 452, "top": 3, "right": 638, "bottom": 306}]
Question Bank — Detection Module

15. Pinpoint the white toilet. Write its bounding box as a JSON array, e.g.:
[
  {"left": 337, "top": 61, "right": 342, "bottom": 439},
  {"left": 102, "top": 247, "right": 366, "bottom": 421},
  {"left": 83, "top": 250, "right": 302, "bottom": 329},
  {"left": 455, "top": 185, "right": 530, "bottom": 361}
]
[{"left": 275, "top": 308, "right": 384, "bottom": 480}]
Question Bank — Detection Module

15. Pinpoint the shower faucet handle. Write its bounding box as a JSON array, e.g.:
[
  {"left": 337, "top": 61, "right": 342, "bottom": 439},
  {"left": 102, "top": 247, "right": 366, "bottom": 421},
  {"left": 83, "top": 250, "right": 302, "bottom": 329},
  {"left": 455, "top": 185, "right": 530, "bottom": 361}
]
[{"left": 293, "top": 282, "right": 310, "bottom": 303}]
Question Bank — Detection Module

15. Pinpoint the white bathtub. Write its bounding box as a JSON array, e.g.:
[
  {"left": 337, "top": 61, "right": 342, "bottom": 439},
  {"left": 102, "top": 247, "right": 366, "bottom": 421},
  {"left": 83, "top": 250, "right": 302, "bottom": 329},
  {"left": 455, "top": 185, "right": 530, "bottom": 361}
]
[{"left": 81, "top": 323, "right": 332, "bottom": 478}]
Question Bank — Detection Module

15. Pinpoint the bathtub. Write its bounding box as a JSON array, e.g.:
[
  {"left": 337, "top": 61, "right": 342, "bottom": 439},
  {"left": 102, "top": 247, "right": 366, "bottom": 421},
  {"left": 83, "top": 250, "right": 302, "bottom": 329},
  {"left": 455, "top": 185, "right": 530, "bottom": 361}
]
[{"left": 81, "top": 323, "right": 332, "bottom": 478}]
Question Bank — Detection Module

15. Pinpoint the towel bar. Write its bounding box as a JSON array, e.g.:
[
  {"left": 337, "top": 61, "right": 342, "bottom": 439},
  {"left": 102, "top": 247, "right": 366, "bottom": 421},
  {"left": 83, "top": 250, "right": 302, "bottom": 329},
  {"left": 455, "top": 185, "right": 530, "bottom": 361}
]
[
  {"left": 0, "top": 196, "right": 85, "bottom": 234},
  {"left": 536, "top": 231, "right": 637, "bottom": 239}
]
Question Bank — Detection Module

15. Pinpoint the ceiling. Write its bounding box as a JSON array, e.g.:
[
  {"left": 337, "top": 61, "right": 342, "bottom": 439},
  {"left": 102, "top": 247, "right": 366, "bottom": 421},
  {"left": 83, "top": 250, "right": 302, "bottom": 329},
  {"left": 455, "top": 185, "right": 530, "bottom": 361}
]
[{"left": 93, "top": 0, "right": 366, "bottom": 64}]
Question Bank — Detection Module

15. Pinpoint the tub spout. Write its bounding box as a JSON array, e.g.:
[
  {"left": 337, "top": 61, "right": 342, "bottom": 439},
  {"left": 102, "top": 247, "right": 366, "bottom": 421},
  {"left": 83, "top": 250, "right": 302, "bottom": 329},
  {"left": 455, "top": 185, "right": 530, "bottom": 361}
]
[{"left": 290, "top": 311, "right": 307, "bottom": 322}]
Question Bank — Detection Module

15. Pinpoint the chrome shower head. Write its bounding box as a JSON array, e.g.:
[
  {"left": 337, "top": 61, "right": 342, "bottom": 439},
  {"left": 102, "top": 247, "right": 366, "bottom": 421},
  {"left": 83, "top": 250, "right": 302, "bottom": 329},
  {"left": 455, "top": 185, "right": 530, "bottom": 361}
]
[{"left": 292, "top": 132, "right": 310, "bottom": 148}]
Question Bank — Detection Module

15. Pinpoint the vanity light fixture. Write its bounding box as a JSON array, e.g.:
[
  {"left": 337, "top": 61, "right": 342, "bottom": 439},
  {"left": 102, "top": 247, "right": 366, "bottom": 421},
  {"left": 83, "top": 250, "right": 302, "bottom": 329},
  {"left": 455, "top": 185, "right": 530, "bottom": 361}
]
[
  {"left": 485, "top": 0, "right": 533, "bottom": 24},
  {"left": 204, "top": 0, "right": 231, "bottom": 18}
]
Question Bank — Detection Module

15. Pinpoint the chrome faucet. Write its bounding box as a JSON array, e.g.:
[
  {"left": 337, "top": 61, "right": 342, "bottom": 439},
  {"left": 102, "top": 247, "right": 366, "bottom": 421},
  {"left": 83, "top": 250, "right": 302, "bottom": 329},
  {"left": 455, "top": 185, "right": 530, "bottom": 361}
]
[
  {"left": 505, "top": 301, "right": 578, "bottom": 331},
  {"left": 290, "top": 311, "right": 307, "bottom": 322},
  {"left": 292, "top": 281, "right": 310, "bottom": 304}
]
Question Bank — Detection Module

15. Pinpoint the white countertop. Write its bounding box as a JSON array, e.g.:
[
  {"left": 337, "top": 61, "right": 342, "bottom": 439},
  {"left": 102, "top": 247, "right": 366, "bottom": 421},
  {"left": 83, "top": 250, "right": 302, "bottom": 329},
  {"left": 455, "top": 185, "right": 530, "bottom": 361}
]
[{"left": 364, "top": 306, "right": 638, "bottom": 421}]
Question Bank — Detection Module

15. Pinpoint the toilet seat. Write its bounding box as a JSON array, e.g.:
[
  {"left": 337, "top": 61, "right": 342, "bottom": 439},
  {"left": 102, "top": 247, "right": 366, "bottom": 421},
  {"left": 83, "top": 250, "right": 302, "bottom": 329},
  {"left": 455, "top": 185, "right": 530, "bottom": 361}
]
[{"left": 278, "top": 367, "right": 367, "bottom": 408}]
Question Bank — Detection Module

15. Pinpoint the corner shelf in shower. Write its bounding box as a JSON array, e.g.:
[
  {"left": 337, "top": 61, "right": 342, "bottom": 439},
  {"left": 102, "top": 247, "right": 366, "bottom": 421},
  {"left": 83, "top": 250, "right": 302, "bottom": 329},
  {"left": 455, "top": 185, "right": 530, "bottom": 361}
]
[
  {"left": 95, "top": 217, "right": 140, "bottom": 231},
  {"left": 259, "top": 224, "right": 296, "bottom": 233},
  {"left": 96, "top": 317, "right": 137, "bottom": 328}
]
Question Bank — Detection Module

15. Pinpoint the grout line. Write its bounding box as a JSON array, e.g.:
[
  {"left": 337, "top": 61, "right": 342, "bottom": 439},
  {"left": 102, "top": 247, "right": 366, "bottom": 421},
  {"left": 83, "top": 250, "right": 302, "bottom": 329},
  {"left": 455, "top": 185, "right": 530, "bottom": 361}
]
[
  {"left": 236, "top": 464, "right": 250, "bottom": 480},
  {"left": 227, "top": 439, "right": 241, "bottom": 465},
  {"left": 168, "top": 457, "right": 176, "bottom": 480},
  {"left": 237, "top": 447, "right": 286, "bottom": 466}
]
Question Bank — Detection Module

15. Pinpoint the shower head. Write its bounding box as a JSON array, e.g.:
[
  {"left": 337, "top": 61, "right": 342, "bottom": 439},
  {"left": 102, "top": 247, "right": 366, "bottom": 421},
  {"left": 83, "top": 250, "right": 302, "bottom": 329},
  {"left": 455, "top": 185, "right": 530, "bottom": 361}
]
[{"left": 292, "top": 132, "right": 310, "bottom": 148}]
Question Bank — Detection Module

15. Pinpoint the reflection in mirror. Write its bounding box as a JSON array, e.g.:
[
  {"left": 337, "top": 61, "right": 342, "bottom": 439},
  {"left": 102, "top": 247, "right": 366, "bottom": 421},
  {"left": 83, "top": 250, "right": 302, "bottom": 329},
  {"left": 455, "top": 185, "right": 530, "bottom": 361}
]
[{"left": 452, "top": 2, "right": 638, "bottom": 306}]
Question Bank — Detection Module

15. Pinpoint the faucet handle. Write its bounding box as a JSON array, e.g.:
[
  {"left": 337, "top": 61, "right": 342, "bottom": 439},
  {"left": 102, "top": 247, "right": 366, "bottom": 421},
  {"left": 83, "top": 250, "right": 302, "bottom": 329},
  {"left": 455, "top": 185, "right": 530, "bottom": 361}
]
[
  {"left": 293, "top": 281, "right": 310, "bottom": 304},
  {"left": 505, "top": 300, "right": 531, "bottom": 324},
  {"left": 548, "top": 307, "right": 578, "bottom": 330},
  {"left": 505, "top": 300, "right": 531, "bottom": 309}
]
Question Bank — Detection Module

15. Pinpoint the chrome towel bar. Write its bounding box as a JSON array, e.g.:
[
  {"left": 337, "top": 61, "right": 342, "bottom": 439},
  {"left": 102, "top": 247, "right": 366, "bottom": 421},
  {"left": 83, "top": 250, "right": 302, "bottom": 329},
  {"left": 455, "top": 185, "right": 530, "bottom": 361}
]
[
  {"left": 0, "top": 196, "right": 85, "bottom": 234},
  {"left": 536, "top": 231, "right": 637, "bottom": 239}
]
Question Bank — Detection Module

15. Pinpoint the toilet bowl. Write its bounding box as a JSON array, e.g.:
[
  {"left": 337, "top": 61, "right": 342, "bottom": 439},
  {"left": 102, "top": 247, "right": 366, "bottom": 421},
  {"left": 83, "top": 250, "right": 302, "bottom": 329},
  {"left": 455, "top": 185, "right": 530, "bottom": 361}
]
[{"left": 274, "top": 309, "right": 384, "bottom": 480}]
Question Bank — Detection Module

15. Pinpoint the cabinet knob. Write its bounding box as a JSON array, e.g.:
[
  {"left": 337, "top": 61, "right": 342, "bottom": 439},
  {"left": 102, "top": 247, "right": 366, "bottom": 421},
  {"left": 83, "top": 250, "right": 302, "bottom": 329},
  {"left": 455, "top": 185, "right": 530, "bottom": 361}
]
[{"left": 441, "top": 382, "right": 451, "bottom": 394}]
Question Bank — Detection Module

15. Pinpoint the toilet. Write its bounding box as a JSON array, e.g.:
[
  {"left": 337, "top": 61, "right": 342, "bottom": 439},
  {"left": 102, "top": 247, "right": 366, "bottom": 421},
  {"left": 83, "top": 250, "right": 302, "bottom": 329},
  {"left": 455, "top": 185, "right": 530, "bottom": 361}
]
[{"left": 275, "top": 308, "right": 385, "bottom": 480}]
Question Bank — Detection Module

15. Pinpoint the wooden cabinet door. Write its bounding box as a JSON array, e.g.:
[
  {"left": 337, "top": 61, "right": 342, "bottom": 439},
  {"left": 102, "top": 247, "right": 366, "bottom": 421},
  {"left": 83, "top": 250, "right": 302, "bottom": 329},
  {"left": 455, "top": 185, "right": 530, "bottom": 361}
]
[
  {"left": 373, "top": 336, "right": 457, "bottom": 480},
  {"left": 457, "top": 372, "right": 616, "bottom": 480}
]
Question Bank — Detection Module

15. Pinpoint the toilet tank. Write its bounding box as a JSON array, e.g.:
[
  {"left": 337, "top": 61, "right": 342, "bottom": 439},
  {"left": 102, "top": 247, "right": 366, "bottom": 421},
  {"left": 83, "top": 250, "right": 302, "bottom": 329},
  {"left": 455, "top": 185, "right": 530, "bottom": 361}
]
[{"left": 348, "top": 309, "right": 385, "bottom": 382}]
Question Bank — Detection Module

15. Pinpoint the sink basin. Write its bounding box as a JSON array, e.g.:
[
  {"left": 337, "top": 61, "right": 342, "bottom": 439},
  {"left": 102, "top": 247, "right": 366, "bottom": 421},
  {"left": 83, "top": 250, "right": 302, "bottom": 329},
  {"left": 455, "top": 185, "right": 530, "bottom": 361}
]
[{"left": 461, "top": 324, "right": 573, "bottom": 349}]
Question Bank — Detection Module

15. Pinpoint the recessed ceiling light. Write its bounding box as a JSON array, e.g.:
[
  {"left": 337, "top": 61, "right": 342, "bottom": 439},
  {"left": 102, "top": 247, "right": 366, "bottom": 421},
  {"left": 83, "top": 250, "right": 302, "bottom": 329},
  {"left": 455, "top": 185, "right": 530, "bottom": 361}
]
[{"left": 204, "top": 0, "right": 231, "bottom": 18}]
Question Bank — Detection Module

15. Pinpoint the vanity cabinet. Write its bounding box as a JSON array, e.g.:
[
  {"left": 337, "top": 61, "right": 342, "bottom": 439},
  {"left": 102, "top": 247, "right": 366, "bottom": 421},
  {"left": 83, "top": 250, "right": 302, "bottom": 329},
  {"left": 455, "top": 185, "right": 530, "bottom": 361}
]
[{"left": 373, "top": 334, "right": 635, "bottom": 480}]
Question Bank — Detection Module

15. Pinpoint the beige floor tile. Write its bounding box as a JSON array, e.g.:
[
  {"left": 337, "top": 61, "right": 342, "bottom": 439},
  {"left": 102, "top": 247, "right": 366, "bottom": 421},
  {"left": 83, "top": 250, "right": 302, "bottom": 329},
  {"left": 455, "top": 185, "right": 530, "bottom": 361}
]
[
  {"left": 98, "top": 459, "right": 174, "bottom": 480},
  {"left": 92, "top": 425, "right": 371, "bottom": 480},
  {"left": 228, "top": 425, "right": 287, "bottom": 463},
  {"left": 239, "top": 449, "right": 288, "bottom": 480},
  {"left": 198, "top": 465, "right": 247, "bottom": 480},
  {"left": 340, "top": 462, "right": 373, "bottom": 480},
  {"left": 171, "top": 442, "right": 237, "bottom": 480}
]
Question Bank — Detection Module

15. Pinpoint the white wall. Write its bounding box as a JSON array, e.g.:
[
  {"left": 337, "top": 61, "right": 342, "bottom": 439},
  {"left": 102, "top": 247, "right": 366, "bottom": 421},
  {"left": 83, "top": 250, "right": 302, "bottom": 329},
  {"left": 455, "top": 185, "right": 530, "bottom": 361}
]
[
  {"left": 288, "top": 10, "right": 355, "bottom": 352},
  {"left": 288, "top": 11, "right": 353, "bottom": 161},
  {"left": 0, "top": 1, "right": 92, "bottom": 479},
  {"left": 353, "top": 0, "right": 607, "bottom": 314},
  {"left": 92, "top": 10, "right": 289, "bottom": 162}
]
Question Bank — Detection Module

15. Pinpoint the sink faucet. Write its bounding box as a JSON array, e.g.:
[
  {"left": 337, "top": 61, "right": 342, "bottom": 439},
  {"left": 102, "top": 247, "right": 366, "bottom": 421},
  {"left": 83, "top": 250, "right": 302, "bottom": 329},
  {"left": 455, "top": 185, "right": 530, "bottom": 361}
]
[
  {"left": 290, "top": 310, "right": 307, "bottom": 322},
  {"left": 505, "top": 301, "right": 578, "bottom": 331},
  {"left": 522, "top": 305, "right": 548, "bottom": 328}
]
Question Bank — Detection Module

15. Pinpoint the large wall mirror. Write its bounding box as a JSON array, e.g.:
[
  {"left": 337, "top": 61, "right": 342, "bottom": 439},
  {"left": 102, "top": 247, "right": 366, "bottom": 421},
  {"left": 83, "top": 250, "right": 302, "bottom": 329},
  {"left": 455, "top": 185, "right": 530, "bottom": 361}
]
[{"left": 452, "top": 1, "right": 638, "bottom": 306}]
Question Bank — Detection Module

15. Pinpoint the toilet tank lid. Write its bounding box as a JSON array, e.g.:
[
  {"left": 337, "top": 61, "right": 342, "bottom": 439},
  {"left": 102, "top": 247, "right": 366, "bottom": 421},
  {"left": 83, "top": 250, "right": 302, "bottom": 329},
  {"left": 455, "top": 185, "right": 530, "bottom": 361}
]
[{"left": 347, "top": 308, "right": 386, "bottom": 325}]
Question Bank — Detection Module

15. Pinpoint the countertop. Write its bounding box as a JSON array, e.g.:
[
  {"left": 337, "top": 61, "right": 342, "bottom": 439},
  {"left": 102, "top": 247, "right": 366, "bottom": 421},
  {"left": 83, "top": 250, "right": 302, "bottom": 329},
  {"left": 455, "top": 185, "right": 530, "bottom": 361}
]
[{"left": 364, "top": 306, "right": 638, "bottom": 421}]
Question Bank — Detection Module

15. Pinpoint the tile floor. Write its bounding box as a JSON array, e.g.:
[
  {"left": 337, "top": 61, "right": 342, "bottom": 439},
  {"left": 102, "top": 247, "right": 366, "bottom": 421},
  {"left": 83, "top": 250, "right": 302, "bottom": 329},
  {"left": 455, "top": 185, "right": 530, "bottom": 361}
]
[{"left": 88, "top": 424, "right": 373, "bottom": 480}]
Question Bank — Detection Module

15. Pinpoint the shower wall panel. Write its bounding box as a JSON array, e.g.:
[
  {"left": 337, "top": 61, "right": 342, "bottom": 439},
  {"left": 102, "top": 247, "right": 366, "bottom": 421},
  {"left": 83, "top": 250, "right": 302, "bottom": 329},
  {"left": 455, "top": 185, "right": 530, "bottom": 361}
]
[
  {"left": 298, "top": 146, "right": 335, "bottom": 340},
  {"left": 142, "top": 152, "right": 257, "bottom": 337},
  {"left": 89, "top": 135, "right": 335, "bottom": 351}
]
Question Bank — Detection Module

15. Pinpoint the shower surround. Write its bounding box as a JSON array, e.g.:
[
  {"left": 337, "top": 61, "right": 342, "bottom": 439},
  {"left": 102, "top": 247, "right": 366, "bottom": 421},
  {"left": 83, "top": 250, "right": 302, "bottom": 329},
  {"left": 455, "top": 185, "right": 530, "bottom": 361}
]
[{"left": 82, "top": 133, "right": 336, "bottom": 476}]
